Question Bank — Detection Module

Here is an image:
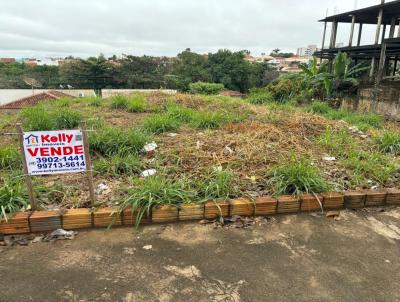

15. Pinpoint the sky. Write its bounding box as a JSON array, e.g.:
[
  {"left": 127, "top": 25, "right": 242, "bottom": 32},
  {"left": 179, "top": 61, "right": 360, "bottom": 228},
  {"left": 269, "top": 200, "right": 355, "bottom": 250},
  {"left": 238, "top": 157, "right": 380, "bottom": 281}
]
[{"left": 0, "top": 0, "right": 394, "bottom": 58}]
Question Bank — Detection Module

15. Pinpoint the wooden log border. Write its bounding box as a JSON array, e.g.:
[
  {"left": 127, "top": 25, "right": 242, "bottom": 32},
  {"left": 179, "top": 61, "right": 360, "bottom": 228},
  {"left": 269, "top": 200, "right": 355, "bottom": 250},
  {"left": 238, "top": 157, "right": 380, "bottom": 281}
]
[{"left": 1, "top": 189, "right": 400, "bottom": 235}]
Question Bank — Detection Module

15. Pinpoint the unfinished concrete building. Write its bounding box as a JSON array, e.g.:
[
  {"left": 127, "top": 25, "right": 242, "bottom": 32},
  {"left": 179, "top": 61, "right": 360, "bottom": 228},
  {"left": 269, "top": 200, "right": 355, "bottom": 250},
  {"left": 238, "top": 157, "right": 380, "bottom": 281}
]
[{"left": 315, "top": 0, "right": 400, "bottom": 119}]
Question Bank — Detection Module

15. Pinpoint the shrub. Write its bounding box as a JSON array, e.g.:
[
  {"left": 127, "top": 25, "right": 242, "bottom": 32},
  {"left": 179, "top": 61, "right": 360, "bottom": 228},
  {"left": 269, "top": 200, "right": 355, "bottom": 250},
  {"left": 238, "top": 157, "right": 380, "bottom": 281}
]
[
  {"left": 22, "top": 106, "right": 54, "bottom": 131},
  {"left": 120, "top": 175, "right": 194, "bottom": 226},
  {"left": 127, "top": 95, "right": 146, "bottom": 113},
  {"left": 143, "top": 113, "right": 180, "bottom": 134},
  {"left": 375, "top": 131, "right": 400, "bottom": 155},
  {"left": 266, "top": 74, "right": 306, "bottom": 102},
  {"left": 267, "top": 157, "right": 330, "bottom": 195},
  {"left": 90, "top": 127, "right": 150, "bottom": 156},
  {"left": 197, "top": 168, "right": 236, "bottom": 200},
  {"left": 0, "top": 177, "right": 29, "bottom": 222},
  {"left": 0, "top": 147, "right": 21, "bottom": 170},
  {"left": 189, "top": 82, "right": 225, "bottom": 95},
  {"left": 54, "top": 109, "right": 82, "bottom": 129},
  {"left": 94, "top": 153, "right": 143, "bottom": 176},
  {"left": 110, "top": 95, "right": 129, "bottom": 109},
  {"left": 246, "top": 89, "right": 274, "bottom": 105},
  {"left": 309, "top": 101, "right": 331, "bottom": 114}
]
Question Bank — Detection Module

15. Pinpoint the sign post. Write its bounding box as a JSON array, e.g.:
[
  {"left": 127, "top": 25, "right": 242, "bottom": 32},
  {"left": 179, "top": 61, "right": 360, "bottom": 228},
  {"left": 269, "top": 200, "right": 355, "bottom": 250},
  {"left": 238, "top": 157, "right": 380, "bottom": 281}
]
[
  {"left": 18, "top": 125, "right": 95, "bottom": 207},
  {"left": 16, "top": 123, "right": 36, "bottom": 210},
  {"left": 81, "top": 122, "right": 95, "bottom": 207}
]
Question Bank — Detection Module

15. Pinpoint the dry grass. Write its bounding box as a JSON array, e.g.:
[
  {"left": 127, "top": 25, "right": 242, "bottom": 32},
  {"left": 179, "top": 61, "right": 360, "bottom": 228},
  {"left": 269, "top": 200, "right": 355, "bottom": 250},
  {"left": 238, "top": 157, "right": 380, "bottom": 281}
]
[{"left": 1, "top": 92, "right": 399, "bottom": 210}]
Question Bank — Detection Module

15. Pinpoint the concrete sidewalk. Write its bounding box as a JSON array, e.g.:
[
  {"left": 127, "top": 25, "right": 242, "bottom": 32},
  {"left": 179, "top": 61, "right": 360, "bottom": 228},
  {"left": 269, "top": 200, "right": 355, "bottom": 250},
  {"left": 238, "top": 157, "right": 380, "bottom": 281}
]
[{"left": 1, "top": 207, "right": 400, "bottom": 302}]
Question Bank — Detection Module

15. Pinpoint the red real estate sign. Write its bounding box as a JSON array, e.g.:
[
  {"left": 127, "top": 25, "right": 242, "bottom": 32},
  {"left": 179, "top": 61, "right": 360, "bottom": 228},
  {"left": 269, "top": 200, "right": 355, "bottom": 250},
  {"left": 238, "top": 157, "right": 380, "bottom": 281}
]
[{"left": 23, "top": 130, "right": 87, "bottom": 175}]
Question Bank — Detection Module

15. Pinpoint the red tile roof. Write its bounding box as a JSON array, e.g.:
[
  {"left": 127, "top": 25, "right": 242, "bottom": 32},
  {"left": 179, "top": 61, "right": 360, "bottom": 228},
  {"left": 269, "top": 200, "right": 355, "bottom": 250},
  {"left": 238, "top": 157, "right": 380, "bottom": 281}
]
[
  {"left": 0, "top": 58, "right": 16, "bottom": 63},
  {"left": 0, "top": 91, "right": 74, "bottom": 109}
]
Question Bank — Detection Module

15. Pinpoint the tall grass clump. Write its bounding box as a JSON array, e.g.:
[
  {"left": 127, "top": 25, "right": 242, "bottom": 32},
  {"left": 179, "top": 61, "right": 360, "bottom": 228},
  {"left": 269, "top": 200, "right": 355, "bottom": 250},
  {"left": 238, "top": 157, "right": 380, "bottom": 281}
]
[
  {"left": 246, "top": 89, "right": 274, "bottom": 105},
  {"left": 0, "top": 147, "right": 21, "bottom": 170},
  {"left": 54, "top": 97, "right": 71, "bottom": 108},
  {"left": 22, "top": 106, "right": 54, "bottom": 130},
  {"left": 190, "top": 111, "right": 227, "bottom": 129},
  {"left": 54, "top": 109, "right": 82, "bottom": 129},
  {"left": 120, "top": 176, "right": 193, "bottom": 226},
  {"left": 90, "top": 127, "right": 150, "bottom": 156},
  {"left": 86, "top": 96, "right": 102, "bottom": 107},
  {"left": 94, "top": 153, "right": 143, "bottom": 176},
  {"left": 374, "top": 131, "right": 400, "bottom": 155},
  {"left": 267, "top": 157, "right": 330, "bottom": 195},
  {"left": 0, "top": 177, "right": 29, "bottom": 222},
  {"left": 110, "top": 95, "right": 129, "bottom": 109},
  {"left": 308, "top": 101, "right": 331, "bottom": 114},
  {"left": 197, "top": 168, "right": 236, "bottom": 200},
  {"left": 143, "top": 113, "right": 180, "bottom": 134},
  {"left": 166, "top": 104, "right": 196, "bottom": 123},
  {"left": 127, "top": 95, "right": 147, "bottom": 113}
]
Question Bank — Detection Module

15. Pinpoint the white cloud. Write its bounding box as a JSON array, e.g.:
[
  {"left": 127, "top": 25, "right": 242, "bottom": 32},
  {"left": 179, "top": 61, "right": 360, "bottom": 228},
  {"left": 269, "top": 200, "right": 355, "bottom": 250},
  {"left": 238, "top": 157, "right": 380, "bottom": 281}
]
[{"left": 0, "top": 0, "right": 394, "bottom": 57}]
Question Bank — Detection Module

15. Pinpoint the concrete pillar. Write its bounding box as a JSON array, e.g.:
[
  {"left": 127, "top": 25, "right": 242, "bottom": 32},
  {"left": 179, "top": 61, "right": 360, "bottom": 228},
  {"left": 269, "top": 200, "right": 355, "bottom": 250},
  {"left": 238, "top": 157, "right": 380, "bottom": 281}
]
[
  {"left": 371, "top": 8, "right": 384, "bottom": 78},
  {"left": 375, "top": 9, "right": 383, "bottom": 44},
  {"left": 357, "top": 23, "right": 363, "bottom": 46},
  {"left": 349, "top": 15, "right": 356, "bottom": 46},
  {"left": 389, "top": 17, "right": 396, "bottom": 38},
  {"left": 381, "top": 24, "right": 387, "bottom": 44},
  {"left": 321, "top": 21, "right": 327, "bottom": 50},
  {"left": 330, "top": 21, "right": 338, "bottom": 49}
]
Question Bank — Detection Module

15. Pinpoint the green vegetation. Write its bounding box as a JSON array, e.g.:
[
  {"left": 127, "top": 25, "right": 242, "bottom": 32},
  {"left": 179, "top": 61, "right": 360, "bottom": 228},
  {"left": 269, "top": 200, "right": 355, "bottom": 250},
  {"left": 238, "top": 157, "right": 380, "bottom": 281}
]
[
  {"left": 94, "top": 153, "right": 143, "bottom": 176},
  {"left": 0, "top": 178, "right": 28, "bottom": 222},
  {"left": 197, "top": 169, "right": 236, "bottom": 200},
  {"left": 190, "top": 112, "right": 227, "bottom": 129},
  {"left": 110, "top": 95, "right": 129, "bottom": 109},
  {"left": 143, "top": 113, "right": 180, "bottom": 134},
  {"left": 246, "top": 89, "right": 274, "bottom": 104},
  {"left": 309, "top": 101, "right": 383, "bottom": 130},
  {"left": 120, "top": 175, "right": 194, "bottom": 226},
  {"left": 374, "top": 131, "right": 400, "bottom": 155},
  {"left": 54, "top": 98, "right": 71, "bottom": 108},
  {"left": 87, "top": 97, "right": 102, "bottom": 107},
  {"left": 0, "top": 147, "right": 21, "bottom": 171},
  {"left": 324, "top": 110, "right": 383, "bottom": 131},
  {"left": 308, "top": 101, "right": 331, "bottom": 114},
  {"left": 127, "top": 95, "right": 147, "bottom": 113},
  {"left": 54, "top": 108, "right": 82, "bottom": 129},
  {"left": 316, "top": 127, "right": 355, "bottom": 157},
  {"left": 344, "top": 151, "right": 396, "bottom": 185},
  {"left": 166, "top": 104, "right": 196, "bottom": 123},
  {"left": 22, "top": 105, "right": 82, "bottom": 130},
  {"left": 188, "top": 82, "right": 224, "bottom": 95},
  {"left": 90, "top": 127, "right": 150, "bottom": 156},
  {"left": 266, "top": 157, "right": 330, "bottom": 195},
  {"left": 22, "top": 106, "right": 54, "bottom": 131}
]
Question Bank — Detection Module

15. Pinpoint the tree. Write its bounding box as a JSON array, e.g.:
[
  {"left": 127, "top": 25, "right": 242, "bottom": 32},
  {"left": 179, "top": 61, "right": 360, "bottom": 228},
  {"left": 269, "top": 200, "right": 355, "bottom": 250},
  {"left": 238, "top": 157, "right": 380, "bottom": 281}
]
[
  {"left": 171, "top": 49, "right": 210, "bottom": 90},
  {"left": 207, "top": 49, "right": 252, "bottom": 92},
  {"left": 59, "top": 55, "right": 115, "bottom": 96}
]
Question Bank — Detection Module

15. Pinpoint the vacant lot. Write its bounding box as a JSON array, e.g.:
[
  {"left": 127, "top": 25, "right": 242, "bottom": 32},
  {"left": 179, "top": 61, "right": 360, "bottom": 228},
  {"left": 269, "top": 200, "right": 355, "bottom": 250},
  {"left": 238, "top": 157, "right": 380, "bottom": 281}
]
[{"left": 0, "top": 92, "right": 399, "bottom": 216}]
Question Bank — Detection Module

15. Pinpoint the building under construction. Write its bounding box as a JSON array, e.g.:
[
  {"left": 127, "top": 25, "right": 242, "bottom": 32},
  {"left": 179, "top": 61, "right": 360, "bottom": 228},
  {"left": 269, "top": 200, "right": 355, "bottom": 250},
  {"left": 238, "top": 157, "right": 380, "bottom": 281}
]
[{"left": 315, "top": 0, "right": 400, "bottom": 84}]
